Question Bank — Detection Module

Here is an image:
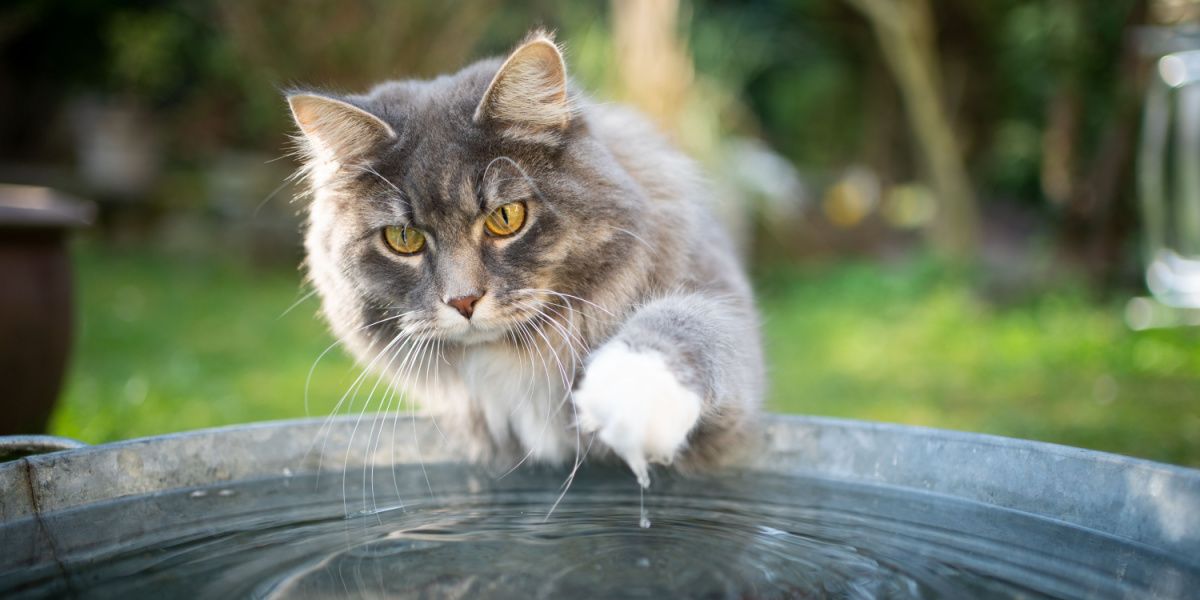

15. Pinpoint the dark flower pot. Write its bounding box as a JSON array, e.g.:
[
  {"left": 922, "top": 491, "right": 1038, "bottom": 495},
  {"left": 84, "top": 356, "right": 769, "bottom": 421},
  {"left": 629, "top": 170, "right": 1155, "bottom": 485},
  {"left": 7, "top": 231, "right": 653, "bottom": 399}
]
[{"left": 0, "top": 185, "right": 93, "bottom": 434}]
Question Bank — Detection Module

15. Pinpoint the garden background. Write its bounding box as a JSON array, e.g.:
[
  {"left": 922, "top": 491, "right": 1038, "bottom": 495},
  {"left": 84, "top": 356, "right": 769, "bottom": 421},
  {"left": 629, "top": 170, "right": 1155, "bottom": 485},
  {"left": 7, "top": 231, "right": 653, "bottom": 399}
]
[{"left": 2, "top": 0, "right": 1197, "bottom": 466}]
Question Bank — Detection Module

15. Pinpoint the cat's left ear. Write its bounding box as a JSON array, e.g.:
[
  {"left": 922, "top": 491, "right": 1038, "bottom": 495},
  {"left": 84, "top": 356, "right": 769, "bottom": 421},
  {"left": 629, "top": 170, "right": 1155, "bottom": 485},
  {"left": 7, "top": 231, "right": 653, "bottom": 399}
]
[
  {"left": 474, "top": 31, "right": 571, "bottom": 145},
  {"left": 288, "top": 93, "right": 395, "bottom": 162}
]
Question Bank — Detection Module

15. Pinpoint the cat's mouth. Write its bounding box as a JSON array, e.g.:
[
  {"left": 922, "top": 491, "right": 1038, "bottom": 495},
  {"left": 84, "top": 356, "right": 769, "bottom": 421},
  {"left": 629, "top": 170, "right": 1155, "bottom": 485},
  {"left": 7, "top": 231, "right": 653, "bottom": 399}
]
[
  {"left": 429, "top": 306, "right": 517, "bottom": 346},
  {"left": 431, "top": 299, "right": 546, "bottom": 346}
]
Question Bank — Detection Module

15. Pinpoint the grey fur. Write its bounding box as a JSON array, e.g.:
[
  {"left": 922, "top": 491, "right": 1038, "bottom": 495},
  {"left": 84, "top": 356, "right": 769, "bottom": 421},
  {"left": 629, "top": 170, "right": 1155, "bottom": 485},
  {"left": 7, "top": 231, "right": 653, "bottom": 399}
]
[{"left": 288, "top": 34, "right": 763, "bottom": 472}]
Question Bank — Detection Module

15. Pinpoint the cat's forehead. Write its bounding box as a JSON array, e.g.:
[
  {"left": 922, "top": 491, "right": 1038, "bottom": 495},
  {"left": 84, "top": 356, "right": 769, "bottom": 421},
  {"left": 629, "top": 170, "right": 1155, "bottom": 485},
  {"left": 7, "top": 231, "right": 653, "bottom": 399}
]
[
  {"left": 350, "top": 60, "right": 548, "bottom": 226},
  {"left": 365, "top": 60, "right": 499, "bottom": 141}
]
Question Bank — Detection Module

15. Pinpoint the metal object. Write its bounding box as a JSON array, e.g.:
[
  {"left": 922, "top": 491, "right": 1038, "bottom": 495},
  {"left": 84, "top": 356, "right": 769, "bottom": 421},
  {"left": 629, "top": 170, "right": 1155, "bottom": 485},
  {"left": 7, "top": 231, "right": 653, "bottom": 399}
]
[
  {"left": 1134, "top": 30, "right": 1200, "bottom": 328},
  {"left": 0, "top": 435, "right": 85, "bottom": 463},
  {"left": 1, "top": 415, "right": 1197, "bottom": 558}
]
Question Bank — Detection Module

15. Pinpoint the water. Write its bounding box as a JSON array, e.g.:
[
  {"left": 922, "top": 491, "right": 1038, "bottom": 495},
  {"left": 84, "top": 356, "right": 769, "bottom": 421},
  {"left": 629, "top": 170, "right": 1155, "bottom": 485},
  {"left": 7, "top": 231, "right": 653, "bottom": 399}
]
[{"left": 3, "top": 463, "right": 1197, "bottom": 599}]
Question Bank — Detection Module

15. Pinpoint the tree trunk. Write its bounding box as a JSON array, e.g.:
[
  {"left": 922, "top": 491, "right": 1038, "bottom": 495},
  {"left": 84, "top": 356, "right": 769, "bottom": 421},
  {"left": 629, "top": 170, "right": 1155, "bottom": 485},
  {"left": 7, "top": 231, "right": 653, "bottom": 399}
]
[{"left": 846, "top": 0, "right": 981, "bottom": 262}]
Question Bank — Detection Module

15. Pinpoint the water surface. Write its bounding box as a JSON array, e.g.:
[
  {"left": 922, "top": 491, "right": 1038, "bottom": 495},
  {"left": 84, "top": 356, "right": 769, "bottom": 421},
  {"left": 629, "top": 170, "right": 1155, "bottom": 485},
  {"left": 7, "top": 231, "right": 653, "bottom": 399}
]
[{"left": 3, "top": 463, "right": 1196, "bottom": 598}]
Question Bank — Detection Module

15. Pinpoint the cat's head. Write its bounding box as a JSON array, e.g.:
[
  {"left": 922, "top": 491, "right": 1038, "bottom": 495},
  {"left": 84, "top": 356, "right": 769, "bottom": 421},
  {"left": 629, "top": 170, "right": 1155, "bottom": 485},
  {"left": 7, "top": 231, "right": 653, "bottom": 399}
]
[{"left": 288, "top": 31, "right": 642, "bottom": 351}]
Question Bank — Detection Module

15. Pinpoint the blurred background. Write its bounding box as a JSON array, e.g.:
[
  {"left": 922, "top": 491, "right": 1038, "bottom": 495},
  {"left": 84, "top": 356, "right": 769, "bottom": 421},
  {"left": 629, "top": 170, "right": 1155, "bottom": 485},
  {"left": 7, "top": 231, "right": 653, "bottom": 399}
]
[{"left": 0, "top": 0, "right": 1197, "bottom": 466}]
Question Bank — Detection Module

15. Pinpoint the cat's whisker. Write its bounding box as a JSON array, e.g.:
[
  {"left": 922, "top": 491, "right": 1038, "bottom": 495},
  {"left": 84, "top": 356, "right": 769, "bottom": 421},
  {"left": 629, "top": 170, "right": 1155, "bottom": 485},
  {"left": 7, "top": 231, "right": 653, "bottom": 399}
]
[
  {"left": 393, "top": 326, "right": 437, "bottom": 500},
  {"left": 305, "top": 314, "right": 417, "bottom": 481},
  {"left": 360, "top": 322, "right": 432, "bottom": 518},
  {"left": 509, "top": 297, "right": 604, "bottom": 518},
  {"left": 354, "top": 164, "right": 413, "bottom": 210},
  {"left": 382, "top": 319, "right": 440, "bottom": 509},
  {"left": 536, "top": 301, "right": 593, "bottom": 356},
  {"left": 340, "top": 332, "right": 414, "bottom": 517},
  {"left": 515, "top": 287, "right": 617, "bottom": 318},
  {"left": 303, "top": 310, "right": 413, "bottom": 420},
  {"left": 373, "top": 327, "right": 435, "bottom": 505},
  {"left": 378, "top": 354, "right": 408, "bottom": 513},
  {"left": 523, "top": 309, "right": 577, "bottom": 478},
  {"left": 494, "top": 317, "right": 559, "bottom": 480},
  {"left": 361, "top": 338, "right": 415, "bottom": 521}
]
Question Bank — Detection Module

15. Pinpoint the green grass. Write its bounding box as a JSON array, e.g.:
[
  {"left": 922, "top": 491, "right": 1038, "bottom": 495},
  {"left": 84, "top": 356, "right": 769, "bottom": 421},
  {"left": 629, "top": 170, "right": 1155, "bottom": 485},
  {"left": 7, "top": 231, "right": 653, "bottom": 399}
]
[
  {"left": 50, "top": 244, "right": 1200, "bottom": 467},
  {"left": 51, "top": 244, "right": 358, "bottom": 443},
  {"left": 758, "top": 261, "right": 1200, "bottom": 467}
]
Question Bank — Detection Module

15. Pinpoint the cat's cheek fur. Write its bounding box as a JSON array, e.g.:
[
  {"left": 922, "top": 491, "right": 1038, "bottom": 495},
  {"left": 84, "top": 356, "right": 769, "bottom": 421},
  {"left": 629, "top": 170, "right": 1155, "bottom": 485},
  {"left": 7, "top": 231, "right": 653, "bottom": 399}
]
[{"left": 574, "top": 341, "right": 702, "bottom": 488}]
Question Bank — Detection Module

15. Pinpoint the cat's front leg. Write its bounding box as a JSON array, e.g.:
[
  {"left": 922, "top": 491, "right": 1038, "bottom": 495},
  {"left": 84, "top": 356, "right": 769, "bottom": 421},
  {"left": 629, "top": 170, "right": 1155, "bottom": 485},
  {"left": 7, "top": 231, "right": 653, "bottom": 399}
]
[{"left": 573, "top": 293, "right": 762, "bottom": 487}]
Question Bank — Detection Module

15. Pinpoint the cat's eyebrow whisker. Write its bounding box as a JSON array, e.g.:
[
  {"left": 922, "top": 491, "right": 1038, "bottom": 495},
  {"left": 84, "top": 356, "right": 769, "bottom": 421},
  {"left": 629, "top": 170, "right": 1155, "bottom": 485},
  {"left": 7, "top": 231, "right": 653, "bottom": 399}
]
[
  {"left": 354, "top": 164, "right": 413, "bottom": 210},
  {"left": 601, "top": 224, "right": 655, "bottom": 254},
  {"left": 289, "top": 169, "right": 364, "bottom": 204}
]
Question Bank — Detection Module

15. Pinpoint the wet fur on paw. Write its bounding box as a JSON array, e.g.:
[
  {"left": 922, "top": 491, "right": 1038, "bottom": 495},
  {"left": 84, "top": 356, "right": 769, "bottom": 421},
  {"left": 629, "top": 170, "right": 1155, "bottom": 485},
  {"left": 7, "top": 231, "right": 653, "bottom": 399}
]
[{"left": 574, "top": 341, "right": 702, "bottom": 487}]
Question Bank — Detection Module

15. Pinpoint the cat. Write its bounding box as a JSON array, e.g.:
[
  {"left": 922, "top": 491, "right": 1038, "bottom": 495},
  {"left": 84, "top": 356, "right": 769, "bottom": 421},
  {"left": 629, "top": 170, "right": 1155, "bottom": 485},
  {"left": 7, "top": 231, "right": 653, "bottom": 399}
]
[{"left": 287, "top": 31, "right": 763, "bottom": 488}]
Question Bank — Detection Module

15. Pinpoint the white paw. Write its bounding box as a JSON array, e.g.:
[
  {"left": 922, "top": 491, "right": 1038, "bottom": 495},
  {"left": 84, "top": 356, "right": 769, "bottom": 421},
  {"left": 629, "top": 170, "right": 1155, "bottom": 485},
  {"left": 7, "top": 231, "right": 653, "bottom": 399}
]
[{"left": 573, "top": 341, "right": 702, "bottom": 488}]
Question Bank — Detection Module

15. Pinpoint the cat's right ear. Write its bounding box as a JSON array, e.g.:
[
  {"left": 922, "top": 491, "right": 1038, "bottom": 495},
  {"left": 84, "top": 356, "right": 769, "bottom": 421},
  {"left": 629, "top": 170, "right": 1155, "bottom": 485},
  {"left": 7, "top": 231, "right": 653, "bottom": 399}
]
[{"left": 287, "top": 94, "right": 395, "bottom": 162}]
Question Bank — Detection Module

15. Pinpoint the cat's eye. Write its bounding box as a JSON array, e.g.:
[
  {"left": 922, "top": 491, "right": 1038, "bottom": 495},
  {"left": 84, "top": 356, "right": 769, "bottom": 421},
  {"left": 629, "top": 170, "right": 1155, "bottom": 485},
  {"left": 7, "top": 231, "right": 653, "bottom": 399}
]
[
  {"left": 484, "top": 201, "right": 527, "bottom": 237},
  {"left": 382, "top": 225, "right": 426, "bottom": 255}
]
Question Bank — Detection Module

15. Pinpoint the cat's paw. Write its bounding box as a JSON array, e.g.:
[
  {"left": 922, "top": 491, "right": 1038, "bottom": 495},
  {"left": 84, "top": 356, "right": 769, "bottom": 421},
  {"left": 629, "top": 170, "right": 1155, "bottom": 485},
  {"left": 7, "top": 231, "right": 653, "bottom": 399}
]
[{"left": 573, "top": 341, "right": 702, "bottom": 488}]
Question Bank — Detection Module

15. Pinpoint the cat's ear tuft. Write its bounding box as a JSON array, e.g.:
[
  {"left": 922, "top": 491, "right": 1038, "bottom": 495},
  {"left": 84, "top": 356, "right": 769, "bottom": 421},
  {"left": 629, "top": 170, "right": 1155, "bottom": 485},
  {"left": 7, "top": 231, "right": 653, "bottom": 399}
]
[
  {"left": 474, "top": 31, "right": 571, "bottom": 144},
  {"left": 287, "top": 94, "right": 395, "bottom": 162}
]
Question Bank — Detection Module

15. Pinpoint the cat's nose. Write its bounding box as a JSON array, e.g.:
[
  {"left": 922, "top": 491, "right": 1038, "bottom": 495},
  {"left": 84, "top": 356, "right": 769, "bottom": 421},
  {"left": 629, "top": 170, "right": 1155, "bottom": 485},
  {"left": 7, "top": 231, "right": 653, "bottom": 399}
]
[{"left": 446, "top": 293, "right": 482, "bottom": 320}]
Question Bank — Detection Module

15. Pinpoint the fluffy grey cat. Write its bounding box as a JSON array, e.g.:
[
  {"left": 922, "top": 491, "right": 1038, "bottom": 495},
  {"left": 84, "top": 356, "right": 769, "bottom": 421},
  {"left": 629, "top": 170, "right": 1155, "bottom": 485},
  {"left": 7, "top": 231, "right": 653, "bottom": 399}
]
[{"left": 287, "top": 32, "right": 763, "bottom": 487}]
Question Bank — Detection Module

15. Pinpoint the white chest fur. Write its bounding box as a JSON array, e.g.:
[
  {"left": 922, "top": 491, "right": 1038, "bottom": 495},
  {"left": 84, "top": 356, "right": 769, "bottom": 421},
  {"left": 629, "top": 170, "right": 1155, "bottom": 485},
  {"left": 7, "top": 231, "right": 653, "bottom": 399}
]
[{"left": 411, "top": 342, "right": 578, "bottom": 463}]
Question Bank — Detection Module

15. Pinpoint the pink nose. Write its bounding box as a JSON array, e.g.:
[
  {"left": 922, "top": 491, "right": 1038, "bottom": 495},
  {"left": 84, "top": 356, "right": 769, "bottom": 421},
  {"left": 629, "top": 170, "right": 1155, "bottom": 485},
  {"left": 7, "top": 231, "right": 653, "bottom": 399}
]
[{"left": 447, "top": 294, "right": 481, "bottom": 319}]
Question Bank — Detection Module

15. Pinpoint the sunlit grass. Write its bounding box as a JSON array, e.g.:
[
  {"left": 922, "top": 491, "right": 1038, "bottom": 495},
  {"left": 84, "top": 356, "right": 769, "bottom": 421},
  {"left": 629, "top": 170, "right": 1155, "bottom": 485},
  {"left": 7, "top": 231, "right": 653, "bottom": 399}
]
[
  {"left": 50, "top": 244, "right": 1200, "bottom": 467},
  {"left": 51, "top": 243, "right": 359, "bottom": 443},
  {"left": 758, "top": 261, "right": 1200, "bottom": 467}
]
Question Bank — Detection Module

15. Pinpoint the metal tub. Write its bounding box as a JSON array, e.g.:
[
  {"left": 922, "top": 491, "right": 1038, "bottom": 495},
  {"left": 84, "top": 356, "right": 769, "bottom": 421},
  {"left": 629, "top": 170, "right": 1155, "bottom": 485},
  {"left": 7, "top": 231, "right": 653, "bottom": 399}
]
[{"left": 2, "top": 415, "right": 1198, "bottom": 598}]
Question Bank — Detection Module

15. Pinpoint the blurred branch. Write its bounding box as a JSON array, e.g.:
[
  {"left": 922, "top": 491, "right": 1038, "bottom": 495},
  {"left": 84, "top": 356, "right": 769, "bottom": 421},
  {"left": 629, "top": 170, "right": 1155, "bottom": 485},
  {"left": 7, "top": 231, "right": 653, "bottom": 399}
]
[
  {"left": 845, "top": 0, "right": 980, "bottom": 261},
  {"left": 610, "top": 0, "right": 694, "bottom": 137}
]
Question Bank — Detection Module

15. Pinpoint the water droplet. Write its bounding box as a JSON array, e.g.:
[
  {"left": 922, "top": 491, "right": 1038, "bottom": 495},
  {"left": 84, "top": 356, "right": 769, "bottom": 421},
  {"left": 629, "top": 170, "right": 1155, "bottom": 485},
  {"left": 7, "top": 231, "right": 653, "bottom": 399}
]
[
  {"left": 636, "top": 557, "right": 650, "bottom": 568},
  {"left": 189, "top": 490, "right": 207, "bottom": 498},
  {"left": 639, "top": 485, "right": 650, "bottom": 528}
]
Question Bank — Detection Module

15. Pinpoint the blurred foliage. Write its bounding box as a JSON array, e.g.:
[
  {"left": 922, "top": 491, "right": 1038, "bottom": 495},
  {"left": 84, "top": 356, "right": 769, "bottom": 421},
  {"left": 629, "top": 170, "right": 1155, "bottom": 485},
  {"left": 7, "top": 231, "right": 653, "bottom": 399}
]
[
  {"left": 0, "top": 0, "right": 1144, "bottom": 208},
  {"left": 52, "top": 245, "right": 1200, "bottom": 466},
  {"left": 9, "top": 0, "right": 1196, "bottom": 460}
]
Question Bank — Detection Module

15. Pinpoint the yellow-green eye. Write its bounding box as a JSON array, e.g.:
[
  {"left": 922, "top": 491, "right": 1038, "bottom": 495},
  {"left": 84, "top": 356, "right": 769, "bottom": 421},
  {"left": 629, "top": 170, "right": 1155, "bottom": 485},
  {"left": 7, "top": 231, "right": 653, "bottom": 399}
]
[
  {"left": 484, "top": 202, "right": 527, "bottom": 237},
  {"left": 383, "top": 225, "right": 426, "bottom": 255}
]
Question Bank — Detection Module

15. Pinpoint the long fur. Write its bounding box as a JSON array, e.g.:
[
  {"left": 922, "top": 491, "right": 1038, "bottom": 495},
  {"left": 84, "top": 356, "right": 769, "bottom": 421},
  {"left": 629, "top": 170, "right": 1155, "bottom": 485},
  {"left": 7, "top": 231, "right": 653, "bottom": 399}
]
[{"left": 288, "top": 32, "right": 764, "bottom": 478}]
